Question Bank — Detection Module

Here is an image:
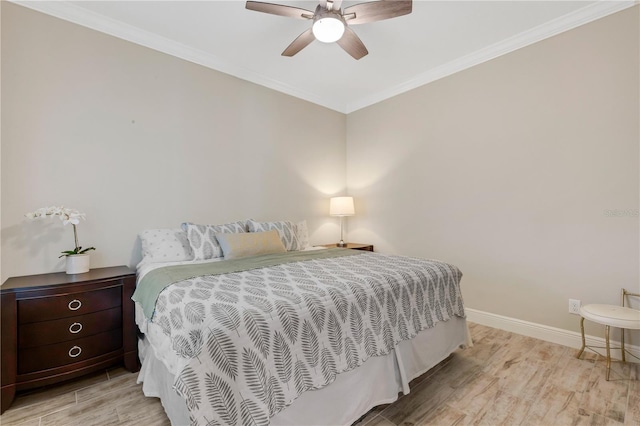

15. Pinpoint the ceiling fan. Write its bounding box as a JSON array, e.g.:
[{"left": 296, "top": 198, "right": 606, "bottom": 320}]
[{"left": 245, "top": 0, "right": 412, "bottom": 60}]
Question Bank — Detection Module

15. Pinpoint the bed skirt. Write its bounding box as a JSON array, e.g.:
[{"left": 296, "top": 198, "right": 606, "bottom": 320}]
[{"left": 137, "top": 315, "right": 471, "bottom": 426}]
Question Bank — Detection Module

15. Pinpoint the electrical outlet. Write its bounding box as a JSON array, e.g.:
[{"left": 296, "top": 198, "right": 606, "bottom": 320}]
[{"left": 569, "top": 299, "right": 581, "bottom": 315}]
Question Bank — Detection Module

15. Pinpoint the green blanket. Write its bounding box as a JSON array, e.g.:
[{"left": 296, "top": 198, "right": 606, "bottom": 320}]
[{"left": 133, "top": 248, "right": 364, "bottom": 319}]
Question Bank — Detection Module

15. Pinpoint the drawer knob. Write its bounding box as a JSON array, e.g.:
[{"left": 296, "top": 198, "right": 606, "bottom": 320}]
[
  {"left": 68, "top": 299, "right": 82, "bottom": 311},
  {"left": 69, "top": 322, "right": 83, "bottom": 334},
  {"left": 68, "top": 346, "right": 82, "bottom": 358}
]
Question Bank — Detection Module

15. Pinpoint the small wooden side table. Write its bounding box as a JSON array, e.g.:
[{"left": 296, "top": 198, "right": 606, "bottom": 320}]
[
  {"left": 1, "top": 266, "right": 138, "bottom": 413},
  {"left": 320, "top": 243, "right": 374, "bottom": 252}
]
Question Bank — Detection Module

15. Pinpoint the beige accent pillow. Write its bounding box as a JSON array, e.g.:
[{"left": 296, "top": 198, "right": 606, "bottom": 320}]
[{"left": 216, "top": 230, "right": 286, "bottom": 260}]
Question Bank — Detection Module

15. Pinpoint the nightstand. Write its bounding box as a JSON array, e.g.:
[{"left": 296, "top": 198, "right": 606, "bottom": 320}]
[
  {"left": 321, "top": 243, "right": 374, "bottom": 252},
  {"left": 0, "top": 266, "right": 138, "bottom": 413}
]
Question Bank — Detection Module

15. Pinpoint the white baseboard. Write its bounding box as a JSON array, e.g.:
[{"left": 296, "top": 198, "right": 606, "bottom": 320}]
[{"left": 465, "top": 308, "right": 640, "bottom": 362}]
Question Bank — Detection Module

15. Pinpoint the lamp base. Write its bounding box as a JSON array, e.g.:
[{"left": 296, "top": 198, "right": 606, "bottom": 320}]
[{"left": 337, "top": 241, "right": 347, "bottom": 248}]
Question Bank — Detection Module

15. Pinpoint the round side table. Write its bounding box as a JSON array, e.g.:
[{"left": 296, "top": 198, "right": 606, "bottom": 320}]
[{"left": 576, "top": 301, "right": 640, "bottom": 380}]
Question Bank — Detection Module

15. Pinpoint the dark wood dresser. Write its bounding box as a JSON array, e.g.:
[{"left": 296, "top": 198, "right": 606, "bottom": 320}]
[{"left": 0, "top": 266, "right": 138, "bottom": 413}]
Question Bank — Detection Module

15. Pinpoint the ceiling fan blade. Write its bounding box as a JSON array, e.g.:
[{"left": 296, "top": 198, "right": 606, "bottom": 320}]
[
  {"left": 336, "top": 27, "right": 368, "bottom": 60},
  {"left": 246, "top": 1, "right": 314, "bottom": 19},
  {"left": 343, "top": 0, "right": 412, "bottom": 25},
  {"left": 282, "top": 28, "right": 316, "bottom": 57}
]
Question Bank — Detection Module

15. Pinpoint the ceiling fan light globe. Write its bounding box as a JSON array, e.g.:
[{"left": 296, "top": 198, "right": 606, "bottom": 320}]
[{"left": 312, "top": 17, "right": 345, "bottom": 43}]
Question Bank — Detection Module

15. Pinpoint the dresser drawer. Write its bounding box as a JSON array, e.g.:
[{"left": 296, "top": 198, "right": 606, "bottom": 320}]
[
  {"left": 18, "top": 286, "right": 121, "bottom": 324},
  {"left": 18, "top": 306, "right": 122, "bottom": 349},
  {"left": 18, "top": 328, "right": 123, "bottom": 374}
]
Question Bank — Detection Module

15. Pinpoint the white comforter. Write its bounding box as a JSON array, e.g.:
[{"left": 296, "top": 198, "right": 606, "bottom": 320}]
[{"left": 138, "top": 251, "right": 465, "bottom": 425}]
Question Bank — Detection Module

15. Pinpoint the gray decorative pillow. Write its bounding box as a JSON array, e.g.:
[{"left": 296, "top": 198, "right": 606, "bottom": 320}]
[
  {"left": 139, "top": 228, "right": 193, "bottom": 263},
  {"left": 247, "top": 219, "right": 300, "bottom": 251},
  {"left": 295, "top": 220, "right": 309, "bottom": 250},
  {"left": 182, "top": 221, "right": 247, "bottom": 260}
]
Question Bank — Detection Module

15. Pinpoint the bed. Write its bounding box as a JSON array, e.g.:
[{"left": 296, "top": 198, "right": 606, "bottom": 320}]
[{"left": 133, "top": 221, "right": 470, "bottom": 425}]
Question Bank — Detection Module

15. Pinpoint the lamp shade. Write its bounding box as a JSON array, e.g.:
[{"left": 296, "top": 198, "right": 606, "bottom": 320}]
[{"left": 330, "top": 196, "right": 355, "bottom": 217}]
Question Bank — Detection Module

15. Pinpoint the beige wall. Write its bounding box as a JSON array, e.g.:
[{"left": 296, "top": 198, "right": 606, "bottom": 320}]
[
  {"left": 346, "top": 7, "right": 639, "bottom": 337},
  {"left": 2, "top": 3, "right": 638, "bottom": 340},
  {"left": 1, "top": 3, "right": 346, "bottom": 281}
]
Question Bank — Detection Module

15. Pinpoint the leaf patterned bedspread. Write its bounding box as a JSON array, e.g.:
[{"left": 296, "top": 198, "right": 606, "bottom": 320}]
[{"left": 147, "top": 251, "right": 465, "bottom": 425}]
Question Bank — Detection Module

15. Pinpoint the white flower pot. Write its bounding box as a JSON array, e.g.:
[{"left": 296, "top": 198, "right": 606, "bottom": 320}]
[{"left": 66, "top": 254, "right": 90, "bottom": 274}]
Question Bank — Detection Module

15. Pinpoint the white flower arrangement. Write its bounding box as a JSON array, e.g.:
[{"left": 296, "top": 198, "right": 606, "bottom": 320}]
[{"left": 25, "top": 206, "right": 96, "bottom": 257}]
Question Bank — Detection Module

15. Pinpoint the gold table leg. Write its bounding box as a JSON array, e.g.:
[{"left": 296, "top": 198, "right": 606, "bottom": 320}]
[
  {"left": 621, "top": 327, "right": 626, "bottom": 363},
  {"left": 605, "top": 325, "right": 611, "bottom": 381},
  {"left": 577, "top": 316, "right": 586, "bottom": 359}
]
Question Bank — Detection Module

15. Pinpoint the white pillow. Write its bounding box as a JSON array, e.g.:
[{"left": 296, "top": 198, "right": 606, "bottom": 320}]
[
  {"left": 295, "top": 220, "right": 309, "bottom": 250},
  {"left": 247, "top": 219, "right": 300, "bottom": 251},
  {"left": 139, "top": 228, "right": 193, "bottom": 263}
]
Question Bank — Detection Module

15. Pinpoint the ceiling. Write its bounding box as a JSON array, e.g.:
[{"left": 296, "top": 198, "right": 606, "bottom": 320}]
[{"left": 14, "top": 0, "right": 636, "bottom": 113}]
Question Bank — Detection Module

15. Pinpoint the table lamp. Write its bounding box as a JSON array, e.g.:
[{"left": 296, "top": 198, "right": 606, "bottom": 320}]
[{"left": 329, "top": 196, "right": 355, "bottom": 247}]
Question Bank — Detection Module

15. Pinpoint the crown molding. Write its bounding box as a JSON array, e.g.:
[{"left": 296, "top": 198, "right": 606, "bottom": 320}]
[
  {"left": 11, "top": 1, "right": 638, "bottom": 115},
  {"left": 346, "top": 0, "right": 638, "bottom": 113}
]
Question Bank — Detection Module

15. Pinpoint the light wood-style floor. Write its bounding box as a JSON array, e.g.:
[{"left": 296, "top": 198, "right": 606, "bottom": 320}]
[{"left": 1, "top": 322, "right": 638, "bottom": 426}]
